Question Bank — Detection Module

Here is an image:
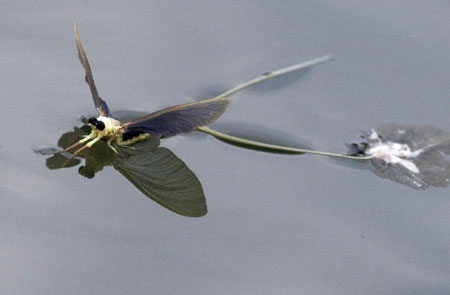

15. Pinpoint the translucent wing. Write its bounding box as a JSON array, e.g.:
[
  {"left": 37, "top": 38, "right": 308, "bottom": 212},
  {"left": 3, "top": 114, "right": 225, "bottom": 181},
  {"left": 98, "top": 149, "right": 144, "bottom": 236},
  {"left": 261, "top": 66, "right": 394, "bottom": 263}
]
[
  {"left": 113, "top": 146, "right": 207, "bottom": 217},
  {"left": 74, "top": 23, "right": 111, "bottom": 117},
  {"left": 121, "top": 97, "right": 231, "bottom": 139}
]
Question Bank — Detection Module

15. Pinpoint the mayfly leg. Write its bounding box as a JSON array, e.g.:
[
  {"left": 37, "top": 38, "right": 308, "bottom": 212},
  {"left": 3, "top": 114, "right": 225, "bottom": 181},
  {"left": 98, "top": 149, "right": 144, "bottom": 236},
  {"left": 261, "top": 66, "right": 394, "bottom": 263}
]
[
  {"left": 214, "top": 55, "right": 332, "bottom": 98},
  {"left": 107, "top": 139, "right": 119, "bottom": 154},
  {"left": 38, "top": 132, "right": 97, "bottom": 155},
  {"left": 62, "top": 136, "right": 101, "bottom": 167}
]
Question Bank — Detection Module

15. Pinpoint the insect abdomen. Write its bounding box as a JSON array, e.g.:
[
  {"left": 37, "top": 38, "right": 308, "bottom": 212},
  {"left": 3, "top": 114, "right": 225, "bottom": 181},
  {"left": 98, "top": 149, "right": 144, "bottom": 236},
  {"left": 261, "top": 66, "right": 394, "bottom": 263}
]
[{"left": 116, "top": 132, "right": 151, "bottom": 146}]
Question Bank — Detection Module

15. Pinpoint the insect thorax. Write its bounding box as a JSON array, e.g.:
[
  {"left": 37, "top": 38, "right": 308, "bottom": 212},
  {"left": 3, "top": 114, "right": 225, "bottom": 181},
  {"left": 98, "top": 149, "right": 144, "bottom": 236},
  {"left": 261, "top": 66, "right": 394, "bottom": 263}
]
[
  {"left": 90, "top": 116, "right": 151, "bottom": 146},
  {"left": 92, "top": 116, "right": 122, "bottom": 139}
]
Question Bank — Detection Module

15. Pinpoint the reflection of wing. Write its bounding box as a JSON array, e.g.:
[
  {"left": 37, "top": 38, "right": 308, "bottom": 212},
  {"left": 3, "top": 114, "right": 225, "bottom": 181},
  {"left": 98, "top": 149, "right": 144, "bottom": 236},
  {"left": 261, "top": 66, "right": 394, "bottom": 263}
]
[
  {"left": 74, "top": 23, "right": 111, "bottom": 117},
  {"left": 121, "top": 97, "right": 231, "bottom": 138},
  {"left": 113, "top": 147, "right": 207, "bottom": 217}
]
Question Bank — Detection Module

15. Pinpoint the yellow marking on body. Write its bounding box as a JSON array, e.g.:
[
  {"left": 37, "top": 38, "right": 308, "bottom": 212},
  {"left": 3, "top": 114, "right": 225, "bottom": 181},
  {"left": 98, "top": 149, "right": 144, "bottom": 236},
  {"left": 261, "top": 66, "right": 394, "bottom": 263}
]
[{"left": 116, "top": 133, "right": 151, "bottom": 146}]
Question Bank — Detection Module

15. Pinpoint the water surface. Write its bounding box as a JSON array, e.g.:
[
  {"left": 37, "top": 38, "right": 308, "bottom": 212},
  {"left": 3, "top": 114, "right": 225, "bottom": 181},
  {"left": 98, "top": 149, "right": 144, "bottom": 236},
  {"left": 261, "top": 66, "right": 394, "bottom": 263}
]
[{"left": 1, "top": 1, "right": 450, "bottom": 294}]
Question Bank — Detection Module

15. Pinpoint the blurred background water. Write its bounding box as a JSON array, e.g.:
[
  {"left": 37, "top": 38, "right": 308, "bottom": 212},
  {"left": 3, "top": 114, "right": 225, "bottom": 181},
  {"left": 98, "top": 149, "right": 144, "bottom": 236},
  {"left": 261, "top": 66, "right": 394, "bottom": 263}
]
[{"left": 1, "top": 1, "right": 450, "bottom": 294}]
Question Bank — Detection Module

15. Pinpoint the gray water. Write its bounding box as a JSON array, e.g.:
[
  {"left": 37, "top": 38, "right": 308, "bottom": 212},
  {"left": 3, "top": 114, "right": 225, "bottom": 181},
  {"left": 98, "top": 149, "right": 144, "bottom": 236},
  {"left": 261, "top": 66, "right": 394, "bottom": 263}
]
[{"left": 2, "top": 1, "right": 450, "bottom": 294}]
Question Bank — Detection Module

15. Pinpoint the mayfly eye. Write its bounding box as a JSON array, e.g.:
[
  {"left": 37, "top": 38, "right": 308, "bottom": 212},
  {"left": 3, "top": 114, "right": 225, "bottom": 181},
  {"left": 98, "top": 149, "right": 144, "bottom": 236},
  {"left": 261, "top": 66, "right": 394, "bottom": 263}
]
[
  {"left": 96, "top": 120, "right": 105, "bottom": 131},
  {"left": 88, "top": 117, "right": 97, "bottom": 125}
]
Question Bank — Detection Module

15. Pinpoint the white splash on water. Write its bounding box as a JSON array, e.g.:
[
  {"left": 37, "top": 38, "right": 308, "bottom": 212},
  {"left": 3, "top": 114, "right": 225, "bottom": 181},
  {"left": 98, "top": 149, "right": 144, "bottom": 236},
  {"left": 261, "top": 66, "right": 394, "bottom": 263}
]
[{"left": 365, "top": 130, "right": 423, "bottom": 173}]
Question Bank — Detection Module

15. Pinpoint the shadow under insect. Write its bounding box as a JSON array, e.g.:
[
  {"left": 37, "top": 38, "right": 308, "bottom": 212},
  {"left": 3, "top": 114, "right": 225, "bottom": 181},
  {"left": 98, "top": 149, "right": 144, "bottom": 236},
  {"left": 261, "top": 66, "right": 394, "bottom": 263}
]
[
  {"left": 45, "top": 123, "right": 207, "bottom": 217},
  {"left": 45, "top": 125, "right": 113, "bottom": 176}
]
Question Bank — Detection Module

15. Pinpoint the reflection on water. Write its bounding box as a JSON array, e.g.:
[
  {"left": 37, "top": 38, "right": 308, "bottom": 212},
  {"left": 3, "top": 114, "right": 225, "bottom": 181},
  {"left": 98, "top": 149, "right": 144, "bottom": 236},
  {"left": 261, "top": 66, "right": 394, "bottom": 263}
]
[{"left": 42, "top": 123, "right": 207, "bottom": 217}]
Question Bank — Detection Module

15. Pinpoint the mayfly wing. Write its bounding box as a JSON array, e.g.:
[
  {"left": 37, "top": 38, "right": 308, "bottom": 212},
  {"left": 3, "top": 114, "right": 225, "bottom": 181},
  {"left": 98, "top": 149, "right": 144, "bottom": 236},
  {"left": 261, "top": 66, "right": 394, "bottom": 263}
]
[
  {"left": 74, "top": 23, "right": 111, "bottom": 117},
  {"left": 120, "top": 97, "right": 231, "bottom": 139},
  {"left": 113, "top": 147, "right": 207, "bottom": 217}
]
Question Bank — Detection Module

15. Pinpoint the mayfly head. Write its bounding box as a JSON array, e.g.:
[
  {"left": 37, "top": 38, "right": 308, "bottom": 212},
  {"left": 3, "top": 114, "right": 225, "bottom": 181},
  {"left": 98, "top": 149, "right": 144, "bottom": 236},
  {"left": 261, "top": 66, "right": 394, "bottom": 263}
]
[{"left": 88, "top": 117, "right": 105, "bottom": 131}]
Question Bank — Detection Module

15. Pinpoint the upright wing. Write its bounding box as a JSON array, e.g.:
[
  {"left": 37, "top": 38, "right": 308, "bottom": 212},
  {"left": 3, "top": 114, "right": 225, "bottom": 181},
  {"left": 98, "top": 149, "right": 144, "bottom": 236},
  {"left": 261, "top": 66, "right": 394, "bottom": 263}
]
[
  {"left": 74, "top": 23, "right": 111, "bottom": 117},
  {"left": 121, "top": 97, "right": 231, "bottom": 139}
]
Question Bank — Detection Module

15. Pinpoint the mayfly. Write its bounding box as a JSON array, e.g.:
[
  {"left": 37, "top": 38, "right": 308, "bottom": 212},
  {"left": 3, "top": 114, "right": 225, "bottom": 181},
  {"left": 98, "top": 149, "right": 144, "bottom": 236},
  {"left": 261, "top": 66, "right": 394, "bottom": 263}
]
[
  {"left": 47, "top": 24, "right": 231, "bottom": 163},
  {"left": 42, "top": 24, "right": 332, "bottom": 164}
]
